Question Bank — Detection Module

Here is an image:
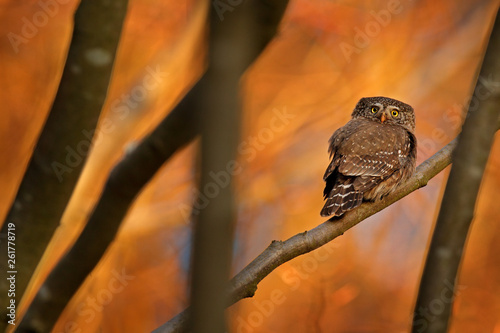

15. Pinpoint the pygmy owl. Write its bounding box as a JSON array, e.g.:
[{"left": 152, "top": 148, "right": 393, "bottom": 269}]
[{"left": 321, "top": 96, "right": 417, "bottom": 217}]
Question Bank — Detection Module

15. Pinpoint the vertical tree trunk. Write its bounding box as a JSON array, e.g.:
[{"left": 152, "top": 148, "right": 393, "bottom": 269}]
[
  {"left": 411, "top": 9, "right": 500, "bottom": 333},
  {"left": 188, "top": 1, "right": 259, "bottom": 332}
]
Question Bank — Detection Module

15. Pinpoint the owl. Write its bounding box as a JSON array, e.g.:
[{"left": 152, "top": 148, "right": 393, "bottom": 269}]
[{"left": 321, "top": 96, "right": 417, "bottom": 217}]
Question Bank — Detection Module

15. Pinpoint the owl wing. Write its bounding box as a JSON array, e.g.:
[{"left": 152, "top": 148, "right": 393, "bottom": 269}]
[
  {"left": 337, "top": 121, "right": 409, "bottom": 178},
  {"left": 322, "top": 126, "right": 347, "bottom": 181},
  {"left": 321, "top": 120, "right": 413, "bottom": 217}
]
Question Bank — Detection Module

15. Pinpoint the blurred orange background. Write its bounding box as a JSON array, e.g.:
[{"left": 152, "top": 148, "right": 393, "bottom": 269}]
[{"left": 1, "top": 0, "right": 499, "bottom": 332}]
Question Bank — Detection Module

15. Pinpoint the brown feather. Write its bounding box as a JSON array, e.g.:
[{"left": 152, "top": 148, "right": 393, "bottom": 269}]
[{"left": 321, "top": 97, "right": 417, "bottom": 217}]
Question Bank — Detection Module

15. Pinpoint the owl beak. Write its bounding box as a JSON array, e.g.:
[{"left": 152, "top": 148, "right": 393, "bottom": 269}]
[{"left": 380, "top": 112, "right": 387, "bottom": 123}]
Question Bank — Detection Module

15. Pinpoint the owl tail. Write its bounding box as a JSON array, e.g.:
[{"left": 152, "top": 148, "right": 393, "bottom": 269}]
[{"left": 321, "top": 178, "right": 363, "bottom": 217}]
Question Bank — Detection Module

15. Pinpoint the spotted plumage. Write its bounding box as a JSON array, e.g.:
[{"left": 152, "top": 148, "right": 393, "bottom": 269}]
[{"left": 321, "top": 96, "right": 417, "bottom": 217}]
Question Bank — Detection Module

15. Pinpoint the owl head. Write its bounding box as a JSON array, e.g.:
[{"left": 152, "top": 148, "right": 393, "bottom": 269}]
[{"left": 351, "top": 96, "right": 415, "bottom": 133}]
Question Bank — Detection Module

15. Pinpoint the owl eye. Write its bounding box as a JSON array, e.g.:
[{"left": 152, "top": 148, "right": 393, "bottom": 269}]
[
  {"left": 370, "top": 106, "right": 379, "bottom": 113},
  {"left": 391, "top": 110, "right": 399, "bottom": 117}
]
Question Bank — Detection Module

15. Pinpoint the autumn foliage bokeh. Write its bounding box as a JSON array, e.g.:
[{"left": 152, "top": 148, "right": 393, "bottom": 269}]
[{"left": 1, "top": 0, "right": 499, "bottom": 332}]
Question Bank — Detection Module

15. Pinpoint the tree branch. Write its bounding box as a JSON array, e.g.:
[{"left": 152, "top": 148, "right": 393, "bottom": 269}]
[
  {"left": 16, "top": 1, "right": 290, "bottom": 331},
  {"left": 0, "top": 0, "right": 129, "bottom": 330},
  {"left": 14, "top": 78, "right": 202, "bottom": 332},
  {"left": 153, "top": 137, "right": 459, "bottom": 333},
  {"left": 411, "top": 9, "right": 500, "bottom": 333}
]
